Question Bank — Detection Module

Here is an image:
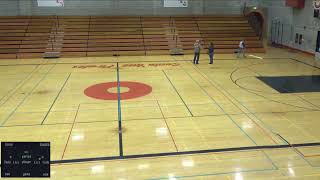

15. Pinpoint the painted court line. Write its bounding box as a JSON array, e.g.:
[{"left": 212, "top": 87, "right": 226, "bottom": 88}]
[
  {"left": 162, "top": 70, "right": 194, "bottom": 117},
  {"left": 276, "top": 133, "right": 320, "bottom": 167},
  {"left": 1, "top": 108, "right": 319, "bottom": 128},
  {"left": 1, "top": 142, "right": 319, "bottom": 167},
  {"left": 206, "top": 60, "right": 314, "bottom": 167},
  {"left": 61, "top": 104, "right": 80, "bottom": 160},
  {"left": 148, "top": 168, "right": 277, "bottom": 180},
  {"left": 41, "top": 73, "right": 72, "bottom": 125},
  {"left": 289, "top": 58, "right": 320, "bottom": 70},
  {"left": 0, "top": 65, "right": 56, "bottom": 126},
  {"left": 192, "top": 64, "right": 282, "bottom": 143},
  {"left": 156, "top": 100, "right": 179, "bottom": 152},
  {"left": 0, "top": 65, "right": 40, "bottom": 107},
  {"left": 49, "top": 142, "right": 320, "bottom": 164},
  {"left": 0, "top": 67, "right": 39, "bottom": 104},
  {"left": 116, "top": 62, "right": 124, "bottom": 157},
  {"left": 0, "top": 60, "right": 188, "bottom": 67},
  {"left": 183, "top": 66, "right": 258, "bottom": 140},
  {"left": 0, "top": 57, "right": 290, "bottom": 67},
  {"left": 0, "top": 58, "right": 292, "bottom": 68},
  {"left": 230, "top": 64, "right": 318, "bottom": 111},
  {"left": 180, "top": 66, "right": 273, "bottom": 149}
]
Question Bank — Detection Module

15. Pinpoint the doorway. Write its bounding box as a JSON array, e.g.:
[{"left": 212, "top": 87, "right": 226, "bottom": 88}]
[{"left": 316, "top": 31, "right": 320, "bottom": 52}]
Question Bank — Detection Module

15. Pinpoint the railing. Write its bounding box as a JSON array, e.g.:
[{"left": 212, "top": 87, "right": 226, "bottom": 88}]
[
  {"left": 168, "top": 18, "right": 183, "bottom": 55},
  {"left": 270, "top": 18, "right": 283, "bottom": 47},
  {"left": 242, "top": 2, "right": 247, "bottom": 17},
  {"left": 269, "top": 21, "right": 318, "bottom": 53}
]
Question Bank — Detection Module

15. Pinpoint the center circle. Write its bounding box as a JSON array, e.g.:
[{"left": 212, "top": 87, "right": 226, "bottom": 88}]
[
  {"left": 107, "top": 87, "right": 130, "bottom": 94},
  {"left": 84, "top": 81, "right": 152, "bottom": 100}
]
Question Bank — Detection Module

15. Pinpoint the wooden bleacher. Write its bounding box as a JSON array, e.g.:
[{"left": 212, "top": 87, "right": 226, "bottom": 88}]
[
  {"left": 142, "top": 17, "right": 171, "bottom": 56},
  {"left": 177, "top": 16, "right": 264, "bottom": 54},
  {"left": 0, "top": 16, "right": 264, "bottom": 59},
  {"left": 0, "top": 16, "right": 53, "bottom": 59}
]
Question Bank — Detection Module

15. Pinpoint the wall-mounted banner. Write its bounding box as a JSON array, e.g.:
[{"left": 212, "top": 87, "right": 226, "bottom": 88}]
[
  {"left": 37, "top": 0, "right": 64, "bottom": 7},
  {"left": 314, "top": 0, "right": 320, "bottom": 9},
  {"left": 164, "top": 0, "right": 188, "bottom": 7}
]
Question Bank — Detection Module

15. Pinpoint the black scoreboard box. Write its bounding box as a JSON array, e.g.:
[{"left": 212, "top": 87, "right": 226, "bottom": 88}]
[{"left": 1, "top": 142, "right": 50, "bottom": 178}]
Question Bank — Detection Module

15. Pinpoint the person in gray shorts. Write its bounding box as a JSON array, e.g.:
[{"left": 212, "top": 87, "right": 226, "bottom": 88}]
[
  {"left": 193, "top": 40, "right": 201, "bottom": 64},
  {"left": 237, "top": 39, "right": 246, "bottom": 58}
]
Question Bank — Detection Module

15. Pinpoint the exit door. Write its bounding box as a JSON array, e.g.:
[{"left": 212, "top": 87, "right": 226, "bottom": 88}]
[{"left": 316, "top": 31, "right": 320, "bottom": 52}]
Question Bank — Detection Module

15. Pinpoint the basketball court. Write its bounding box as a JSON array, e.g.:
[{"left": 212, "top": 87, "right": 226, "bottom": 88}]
[
  {"left": 0, "top": 46, "right": 320, "bottom": 179},
  {"left": 1, "top": 0, "right": 320, "bottom": 179}
]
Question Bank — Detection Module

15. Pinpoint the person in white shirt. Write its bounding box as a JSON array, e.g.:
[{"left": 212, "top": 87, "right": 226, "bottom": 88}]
[
  {"left": 193, "top": 40, "right": 201, "bottom": 64},
  {"left": 238, "top": 39, "right": 246, "bottom": 58}
]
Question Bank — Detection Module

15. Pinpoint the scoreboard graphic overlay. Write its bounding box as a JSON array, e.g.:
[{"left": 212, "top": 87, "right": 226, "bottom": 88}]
[{"left": 1, "top": 142, "right": 50, "bottom": 178}]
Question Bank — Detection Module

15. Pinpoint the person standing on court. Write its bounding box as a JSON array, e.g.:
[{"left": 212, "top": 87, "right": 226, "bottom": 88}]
[
  {"left": 208, "top": 42, "right": 214, "bottom": 64},
  {"left": 193, "top": 40, "right": 201, "bottom": 64},
  {"left": 238, "top": 39, "right": 246, "bottom": 58}
]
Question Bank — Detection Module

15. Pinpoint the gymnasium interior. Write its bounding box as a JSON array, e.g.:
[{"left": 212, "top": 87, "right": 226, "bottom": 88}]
[{"left": 0, "top": 0, "right": 320, "bottom": 179}]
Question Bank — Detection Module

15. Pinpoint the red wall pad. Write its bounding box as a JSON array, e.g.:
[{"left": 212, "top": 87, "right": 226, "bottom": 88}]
[{"left": 286, "top": 0, "right": 305, "bottom": 8}]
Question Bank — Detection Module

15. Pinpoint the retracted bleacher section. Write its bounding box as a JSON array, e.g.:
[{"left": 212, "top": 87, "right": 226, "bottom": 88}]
[
  {"left": 62, "top": 16, "right": 145, "bottom": 57},
  {"left": 0, "top": 16, "right": 264, "bottom": 59},
  {"left": 0, "top": 16, "right": 54, "bottom": 59}
]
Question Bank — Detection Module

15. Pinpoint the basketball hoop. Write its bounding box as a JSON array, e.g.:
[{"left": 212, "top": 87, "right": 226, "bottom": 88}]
[
  {"left": 56, "top": 0, "right": 64, "bottom": 7},
  {"left": 314, "top": 0, "right": 320, "bottom": 9}
]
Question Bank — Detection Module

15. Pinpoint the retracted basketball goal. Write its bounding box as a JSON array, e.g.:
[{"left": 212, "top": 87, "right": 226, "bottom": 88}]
[{"left": 314, "top": 0, "right": 320, "bottom": 9}]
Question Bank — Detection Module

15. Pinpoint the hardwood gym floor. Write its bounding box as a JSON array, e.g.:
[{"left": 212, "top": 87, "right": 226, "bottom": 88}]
[{"left": 0, "top": 47, "right": 320, "bottom": 179}]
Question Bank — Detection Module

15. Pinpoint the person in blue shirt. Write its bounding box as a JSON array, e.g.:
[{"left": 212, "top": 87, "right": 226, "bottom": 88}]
[{"left": 208, "top": 42, "right": 214, "bottom": 64}]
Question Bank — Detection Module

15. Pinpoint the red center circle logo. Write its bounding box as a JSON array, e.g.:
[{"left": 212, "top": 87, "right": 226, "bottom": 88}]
[{"left": 84, "top": 81, "right": 152, "bottom": 100}]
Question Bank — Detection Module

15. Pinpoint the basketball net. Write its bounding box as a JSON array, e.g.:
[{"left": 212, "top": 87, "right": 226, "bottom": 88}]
[
  {"left": 314, "top": 0, "right": 320, "bottom": 9},
  {"left": 56, "top": 0, "right": 64, "bottom": 7},
  {"left": 178, "top": 0, "right": 188, "bottom": 7}
]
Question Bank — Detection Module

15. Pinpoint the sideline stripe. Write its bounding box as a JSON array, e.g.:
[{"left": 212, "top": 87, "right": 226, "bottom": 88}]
[
  {"left": 48, "top": 142, "right": 320, "bottom": 165},
  {"left": 116, "top": 63, "right": 123, "bottom": 157}
]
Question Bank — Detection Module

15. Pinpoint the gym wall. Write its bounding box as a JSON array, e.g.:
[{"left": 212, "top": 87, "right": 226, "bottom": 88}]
[
  {"left": 263, "top": 0, "right": 320, "bottom": 54},
  {"left": 0, "top": 0, "right": 259, "bottom": 16}
]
